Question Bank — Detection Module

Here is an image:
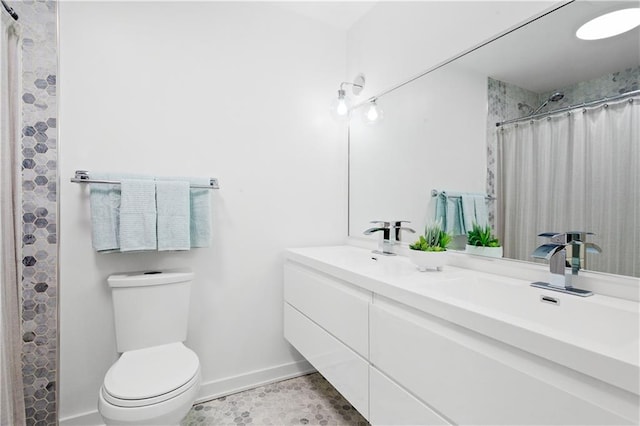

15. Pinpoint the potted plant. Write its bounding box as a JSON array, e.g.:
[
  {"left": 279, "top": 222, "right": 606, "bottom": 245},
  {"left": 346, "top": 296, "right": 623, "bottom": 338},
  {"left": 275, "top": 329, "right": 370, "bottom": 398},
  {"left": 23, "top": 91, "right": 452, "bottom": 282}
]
[
  {"left": 408, "top": 222, "right": 452, "bottom": 271},
  {"left": 466, "top": 223, "right": 503, "bottom": 258}
]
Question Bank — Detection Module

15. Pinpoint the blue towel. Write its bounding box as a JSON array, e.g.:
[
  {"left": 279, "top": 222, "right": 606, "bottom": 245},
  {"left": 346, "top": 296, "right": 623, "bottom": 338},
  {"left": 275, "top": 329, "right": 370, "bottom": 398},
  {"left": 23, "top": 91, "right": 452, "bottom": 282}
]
[
  {"left": 188, "top": 177, "right": 211, "bottom": 248},
  {"left": 461, "top": 194, "right": 476, "bottom": 233},
  {"left": 473, "top": 194, "right": 488, "bottom": 227},
  {"left": 435, "top": 191, "right": 465, "bottom": 235},
  {"left": 89, "top": 173, "right": 121, "bottom": 252},
  {"left": 156, "top": 180, "right": 190, "bottom": 251},
  {"left": 119, "top": 179, "right": 157, "bottom": 252}
]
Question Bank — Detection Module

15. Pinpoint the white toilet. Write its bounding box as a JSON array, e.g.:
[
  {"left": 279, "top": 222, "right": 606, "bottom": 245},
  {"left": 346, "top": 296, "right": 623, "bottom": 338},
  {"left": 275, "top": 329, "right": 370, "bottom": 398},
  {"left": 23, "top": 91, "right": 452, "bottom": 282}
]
[{"left": 98, "top": 270, "right": 201, "bottom": 425}]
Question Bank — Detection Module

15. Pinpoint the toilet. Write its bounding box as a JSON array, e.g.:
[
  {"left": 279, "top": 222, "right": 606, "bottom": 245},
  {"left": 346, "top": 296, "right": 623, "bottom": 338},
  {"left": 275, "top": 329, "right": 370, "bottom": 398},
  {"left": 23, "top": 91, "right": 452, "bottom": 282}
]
[{"left": 98, "top": 270, "right": 201, "bottom": 425}]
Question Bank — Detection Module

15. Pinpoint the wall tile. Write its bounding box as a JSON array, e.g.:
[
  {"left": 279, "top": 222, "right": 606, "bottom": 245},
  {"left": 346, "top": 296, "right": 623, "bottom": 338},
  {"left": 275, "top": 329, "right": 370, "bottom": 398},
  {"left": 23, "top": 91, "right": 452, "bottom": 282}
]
[{"left": 10, "top": 0, "right": 59, "bottom": 424}]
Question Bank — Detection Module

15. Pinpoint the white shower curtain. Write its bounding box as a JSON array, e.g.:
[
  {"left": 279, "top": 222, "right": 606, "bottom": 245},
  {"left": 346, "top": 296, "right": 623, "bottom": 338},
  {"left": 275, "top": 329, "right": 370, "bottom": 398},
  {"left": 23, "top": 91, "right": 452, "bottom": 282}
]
[
  {"left": 0, "top": 10, "right": 25, "bottom": 426},
  {"left": 497, "top": 95, "right": 639, "bottom": 278}
]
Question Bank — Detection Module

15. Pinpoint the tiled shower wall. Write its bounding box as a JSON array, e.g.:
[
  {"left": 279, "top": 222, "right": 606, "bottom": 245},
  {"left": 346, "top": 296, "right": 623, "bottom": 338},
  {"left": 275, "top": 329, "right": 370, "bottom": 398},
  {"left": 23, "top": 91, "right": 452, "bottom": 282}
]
[
  {"left": 10, "top": 0, "right": 59, "bottom": 424},
  {"left": 485, "top": 66, "right": 640, "bottom": 227}
]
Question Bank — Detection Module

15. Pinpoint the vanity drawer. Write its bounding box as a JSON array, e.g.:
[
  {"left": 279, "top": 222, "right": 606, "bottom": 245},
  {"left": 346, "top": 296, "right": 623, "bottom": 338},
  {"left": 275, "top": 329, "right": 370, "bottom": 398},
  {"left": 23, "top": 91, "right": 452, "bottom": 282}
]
[
  {"left": 284, "top": 303, "right": 369, "bottom": 420},
  {"left": 370, "top": 366, "right": 450, "bottom": 426},
  {"left": 284, "top": 261, "right": 371, "bottom": 357},
  {"left": 370, "top": 300, "right": 635, "bottom": 425}
]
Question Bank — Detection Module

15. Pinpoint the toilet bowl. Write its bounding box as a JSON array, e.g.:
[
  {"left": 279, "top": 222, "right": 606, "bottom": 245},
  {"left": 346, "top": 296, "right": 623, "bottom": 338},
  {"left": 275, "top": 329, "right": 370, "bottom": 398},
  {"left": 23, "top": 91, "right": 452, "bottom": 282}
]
[
  {"left": 98, "top": 270, "right": 201, "bottom": 425},
  {"left": 99, "top": 342, "right": 201, "bottom": 425}
]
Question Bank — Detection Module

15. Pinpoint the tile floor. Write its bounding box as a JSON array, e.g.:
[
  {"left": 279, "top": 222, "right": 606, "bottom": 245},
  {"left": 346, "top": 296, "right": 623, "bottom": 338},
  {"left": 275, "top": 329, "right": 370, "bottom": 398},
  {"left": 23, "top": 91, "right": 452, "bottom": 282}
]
[{"left": 181, "top": 373, "right": 368, "bottom": 426}]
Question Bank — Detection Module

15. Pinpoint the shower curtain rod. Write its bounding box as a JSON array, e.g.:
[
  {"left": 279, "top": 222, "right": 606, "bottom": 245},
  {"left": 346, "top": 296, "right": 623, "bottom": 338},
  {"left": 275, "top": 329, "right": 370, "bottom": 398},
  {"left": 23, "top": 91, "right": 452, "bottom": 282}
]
[
  {"left": 1, "top": 0, "right": 18, "bottom": 20},
  {"left": 496, "top": 89, "right": 640, "bottom": 127}
]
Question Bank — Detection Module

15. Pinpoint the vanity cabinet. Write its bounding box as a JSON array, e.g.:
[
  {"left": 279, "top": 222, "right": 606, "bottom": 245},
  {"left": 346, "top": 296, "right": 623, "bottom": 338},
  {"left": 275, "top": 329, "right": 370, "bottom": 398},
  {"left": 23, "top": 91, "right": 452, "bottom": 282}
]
[
  {"left": 284, "top": 250, "right": 639, "bottom": 425},
  {"left": 283, "top": 262, "right": 371, "bottom": 418}
]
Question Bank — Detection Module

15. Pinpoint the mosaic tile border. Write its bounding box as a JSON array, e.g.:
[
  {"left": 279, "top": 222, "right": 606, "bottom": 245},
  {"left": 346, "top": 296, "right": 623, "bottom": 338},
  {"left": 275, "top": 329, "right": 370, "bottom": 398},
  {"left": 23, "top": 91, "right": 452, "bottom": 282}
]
[{"left": 10, "top": 0, "right": 59, "bottom": 424}]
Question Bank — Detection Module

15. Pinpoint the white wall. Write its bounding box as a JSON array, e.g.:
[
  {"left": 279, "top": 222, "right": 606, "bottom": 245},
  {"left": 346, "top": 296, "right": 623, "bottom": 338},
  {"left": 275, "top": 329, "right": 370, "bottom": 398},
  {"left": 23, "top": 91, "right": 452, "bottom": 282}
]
[
  {"left": 58, "top": 2, "right": 347, "bottom": 422},
  {"left": 347, "top": 1, "right": 560, "bottom": 100}
]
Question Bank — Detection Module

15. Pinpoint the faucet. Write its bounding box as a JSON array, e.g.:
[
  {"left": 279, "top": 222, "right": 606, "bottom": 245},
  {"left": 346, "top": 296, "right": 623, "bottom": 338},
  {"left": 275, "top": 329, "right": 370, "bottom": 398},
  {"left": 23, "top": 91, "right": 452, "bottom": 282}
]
[
  {"left": 530, "top": 232, "right": 601, "bottom": 297},
  {"left": 364, "top": 220, "right": 415, "bottom": 256},
  {"left": 392, "top": 220, "right": 416, "bottom": 244}
]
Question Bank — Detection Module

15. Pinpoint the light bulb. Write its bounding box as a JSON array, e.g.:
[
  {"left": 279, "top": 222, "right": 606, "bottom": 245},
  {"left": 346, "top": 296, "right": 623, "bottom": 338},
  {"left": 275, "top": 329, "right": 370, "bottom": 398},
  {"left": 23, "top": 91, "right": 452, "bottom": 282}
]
[
  {"left": 330, "top": 89, "right": 351, "bottom": 120},
  {"left": 362, "top": 99, "right": 383, "bottom": 125},
  {"left": 576, "top": 8, "right": 640, "bottom": 40},
  {"left": 337, "top": 98, "right": 349, "bottom": 116}
]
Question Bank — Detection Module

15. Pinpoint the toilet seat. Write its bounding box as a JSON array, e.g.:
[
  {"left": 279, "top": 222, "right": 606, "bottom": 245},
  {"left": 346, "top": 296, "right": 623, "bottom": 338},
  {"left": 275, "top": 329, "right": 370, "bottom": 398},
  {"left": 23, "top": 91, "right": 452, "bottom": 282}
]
[{"left": 102, "top": 342, "right": 200, "bottom": 408}]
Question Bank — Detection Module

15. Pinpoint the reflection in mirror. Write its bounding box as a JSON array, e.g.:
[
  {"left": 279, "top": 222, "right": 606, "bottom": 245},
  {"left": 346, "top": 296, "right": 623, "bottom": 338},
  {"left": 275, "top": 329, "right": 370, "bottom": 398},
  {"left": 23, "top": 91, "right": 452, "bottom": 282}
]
[{"left": 348, "top": 1, "right": 639, "bottom": 277}]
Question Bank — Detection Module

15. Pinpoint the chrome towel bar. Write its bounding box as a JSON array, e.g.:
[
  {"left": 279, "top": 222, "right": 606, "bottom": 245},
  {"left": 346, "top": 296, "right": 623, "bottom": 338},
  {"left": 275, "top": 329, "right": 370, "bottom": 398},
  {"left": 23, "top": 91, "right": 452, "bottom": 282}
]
[
  {"left": 70, "top": 170, "right": 220, "bottom": 189},
  {"left": 431, "top": 189, "right": 495, "bottom": 200}
]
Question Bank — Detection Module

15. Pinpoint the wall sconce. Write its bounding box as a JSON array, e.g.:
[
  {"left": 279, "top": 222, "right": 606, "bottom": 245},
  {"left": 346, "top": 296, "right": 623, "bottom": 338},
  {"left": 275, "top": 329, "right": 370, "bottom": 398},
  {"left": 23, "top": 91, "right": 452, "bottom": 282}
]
[
  {"left": 331, "top": 73, "right": 365, "bottom": 119},
  {"left": 362, "top": 98, "right": 384, "bottom": 124}
]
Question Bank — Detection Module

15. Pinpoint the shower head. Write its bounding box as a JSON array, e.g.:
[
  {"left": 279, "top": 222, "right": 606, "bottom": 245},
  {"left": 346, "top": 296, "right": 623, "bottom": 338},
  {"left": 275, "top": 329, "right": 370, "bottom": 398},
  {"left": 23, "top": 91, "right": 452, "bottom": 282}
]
[
  {"left": 530, "top": 92, "right": 565, "bottom": 116},
  {"left": 548, "top": 92, "right": 565, "bottom": 102}
]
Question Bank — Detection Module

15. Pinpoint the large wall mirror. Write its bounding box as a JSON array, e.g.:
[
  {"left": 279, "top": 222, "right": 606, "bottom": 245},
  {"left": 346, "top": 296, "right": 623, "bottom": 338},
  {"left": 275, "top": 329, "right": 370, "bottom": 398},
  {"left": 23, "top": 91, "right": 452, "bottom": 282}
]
[{"left": 349, "top": 0, "right": 639, "bottom": 277}]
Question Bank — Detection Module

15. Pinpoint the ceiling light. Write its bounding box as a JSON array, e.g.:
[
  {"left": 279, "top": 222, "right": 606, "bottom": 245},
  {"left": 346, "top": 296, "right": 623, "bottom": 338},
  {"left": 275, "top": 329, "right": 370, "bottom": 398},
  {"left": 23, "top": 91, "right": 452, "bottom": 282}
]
[{"left": 576, "top": 8, "right": 640, "bottom": 40}]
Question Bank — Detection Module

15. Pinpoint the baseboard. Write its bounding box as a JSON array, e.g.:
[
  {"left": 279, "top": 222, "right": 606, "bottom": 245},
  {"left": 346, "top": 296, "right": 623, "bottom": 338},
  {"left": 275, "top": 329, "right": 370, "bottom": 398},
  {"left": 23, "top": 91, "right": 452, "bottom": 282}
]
[
  {"left": 59, "top": 409, "right": 104, "bottom": 426},
  {"left": 195, "top": 359, "right": 315, "bottom": 403},
  {"left": 59, "top": 359, "right": 315, "bottom": 426}
]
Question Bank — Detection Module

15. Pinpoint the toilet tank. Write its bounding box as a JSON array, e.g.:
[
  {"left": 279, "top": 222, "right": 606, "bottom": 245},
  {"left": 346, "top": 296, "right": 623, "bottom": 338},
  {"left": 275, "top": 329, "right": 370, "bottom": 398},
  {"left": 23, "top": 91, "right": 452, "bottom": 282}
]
[{"left": 108, "top": 270, "right": 194, "bottom": 353}]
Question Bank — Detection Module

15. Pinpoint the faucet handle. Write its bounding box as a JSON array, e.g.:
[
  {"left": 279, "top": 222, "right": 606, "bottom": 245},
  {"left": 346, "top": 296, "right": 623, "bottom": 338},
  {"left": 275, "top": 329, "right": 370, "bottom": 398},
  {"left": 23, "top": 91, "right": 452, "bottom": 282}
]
[
  {"left": 392, "top": 221, "right": 416, "bottom": 242},
  {"left": 538, "top": 232, "right": 570, "bottom": 244},
  {"left": 370, "top": 220, "right": 391, "bottom": 228}
]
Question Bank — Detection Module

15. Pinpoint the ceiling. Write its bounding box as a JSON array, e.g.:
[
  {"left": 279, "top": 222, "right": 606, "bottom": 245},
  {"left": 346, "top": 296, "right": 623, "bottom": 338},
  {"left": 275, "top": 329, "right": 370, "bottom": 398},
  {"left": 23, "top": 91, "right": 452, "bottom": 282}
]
[
  {"left": 272, "top": 1, "right": 377, "bottom": 30},
  {"left": 456, "top": 0, "right": 640, "bottom": 93}
]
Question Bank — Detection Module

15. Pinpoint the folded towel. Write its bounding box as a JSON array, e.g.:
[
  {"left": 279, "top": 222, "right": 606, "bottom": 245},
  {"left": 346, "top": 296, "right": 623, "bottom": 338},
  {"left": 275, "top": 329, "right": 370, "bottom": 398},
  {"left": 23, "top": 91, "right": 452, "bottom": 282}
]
[
  {"left": 89, "top": 173, "right": 121, "bottom": 252},
  {"left": 119, "top": 179, "right": 157, "bottom": 252},
  {"left": 188, "top": 178, "right": 211, "bottom": 248},
  {"left": 156, "top": 180, "right": 190, "bottom": 251}
]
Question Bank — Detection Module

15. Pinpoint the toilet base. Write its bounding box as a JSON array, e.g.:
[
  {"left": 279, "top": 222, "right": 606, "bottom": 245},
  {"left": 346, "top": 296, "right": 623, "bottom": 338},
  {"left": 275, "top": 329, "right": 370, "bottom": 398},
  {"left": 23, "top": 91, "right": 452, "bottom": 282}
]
[{"left": 98, "top": 372, "right": 201, "bottom": 426}]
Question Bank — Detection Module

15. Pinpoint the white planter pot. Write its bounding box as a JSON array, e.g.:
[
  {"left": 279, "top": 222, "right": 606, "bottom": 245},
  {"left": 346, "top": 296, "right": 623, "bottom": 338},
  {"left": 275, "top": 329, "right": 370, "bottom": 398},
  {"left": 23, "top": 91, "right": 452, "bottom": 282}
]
[
  {"left": 465, "top": 244, "right": 503, "bottom": 258},
  {"left": 408, "top": 249, "right": 447, "bottom": 272}
]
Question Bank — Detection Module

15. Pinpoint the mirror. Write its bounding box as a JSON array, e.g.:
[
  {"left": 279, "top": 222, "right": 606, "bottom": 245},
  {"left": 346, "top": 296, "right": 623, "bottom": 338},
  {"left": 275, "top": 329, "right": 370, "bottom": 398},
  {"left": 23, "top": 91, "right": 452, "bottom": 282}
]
[{"left": 349, "top": 1, "right": 639, "bottom": 277}]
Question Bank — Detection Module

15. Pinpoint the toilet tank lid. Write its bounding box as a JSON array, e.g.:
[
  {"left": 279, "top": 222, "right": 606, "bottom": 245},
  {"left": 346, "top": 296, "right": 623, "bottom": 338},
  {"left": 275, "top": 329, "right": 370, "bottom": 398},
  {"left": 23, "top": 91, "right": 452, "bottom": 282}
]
[{"left": 108, "top": 269, "right": 194, "bottom": 288}]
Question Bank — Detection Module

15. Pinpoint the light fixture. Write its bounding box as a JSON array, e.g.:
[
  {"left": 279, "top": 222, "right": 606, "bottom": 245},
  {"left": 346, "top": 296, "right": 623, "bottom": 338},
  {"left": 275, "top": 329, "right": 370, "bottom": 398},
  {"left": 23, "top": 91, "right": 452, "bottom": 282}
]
[
  {"left": 331, "top": 73, "right": 365, "bottom": 119},
  {"left": 576, "top": 8, "right": 640, "bottom": 40},
  {"left": 362, "top": 98, "right": 384, "bottom": 125}
]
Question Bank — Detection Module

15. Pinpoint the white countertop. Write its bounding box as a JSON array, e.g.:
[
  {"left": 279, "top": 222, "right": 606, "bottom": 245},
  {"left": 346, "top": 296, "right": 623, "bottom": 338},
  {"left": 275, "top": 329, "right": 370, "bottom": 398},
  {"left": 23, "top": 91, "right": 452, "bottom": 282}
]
[{"left": 285, "top": 245, "right": 640, "bottom": 395}]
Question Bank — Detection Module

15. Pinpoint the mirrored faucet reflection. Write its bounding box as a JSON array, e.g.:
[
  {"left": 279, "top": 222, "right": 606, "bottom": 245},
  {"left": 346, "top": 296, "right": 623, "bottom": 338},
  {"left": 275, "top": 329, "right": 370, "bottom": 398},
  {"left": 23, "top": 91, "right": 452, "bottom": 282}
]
[
  {"left": 531, "top": 232, "right": 601, "bottom": 297},
  {"left": 364, "top": 220, "right": 415, "bottom": 256}
]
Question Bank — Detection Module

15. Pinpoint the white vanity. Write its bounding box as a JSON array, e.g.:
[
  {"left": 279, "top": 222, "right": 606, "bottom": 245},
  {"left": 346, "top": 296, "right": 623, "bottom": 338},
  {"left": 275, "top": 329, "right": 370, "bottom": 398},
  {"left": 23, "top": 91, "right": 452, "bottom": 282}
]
[{"left": 283, "top": 245, "right": 639, "bottom": 425}]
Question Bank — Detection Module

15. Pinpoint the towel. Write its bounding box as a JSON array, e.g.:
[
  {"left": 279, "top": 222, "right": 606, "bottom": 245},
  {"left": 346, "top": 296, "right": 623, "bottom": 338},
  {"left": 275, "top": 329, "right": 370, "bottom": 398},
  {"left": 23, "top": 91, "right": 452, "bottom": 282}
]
[
  {"left": 435, "top": 191, "right": 465, "bottom": 235},
  {"left": 473, "top": 194, "right": 488, "bottom": 227},
  {"left": 188, "top": 177, "right": 212, "bottom": 248},
  {"left": 156, "top": 180, "right": 190, "bottom": 251},
  {"left": 461, "top": 194, "right": 476, "bottom": 233},
  {"left": 89, "top": 173, "right": 121, "bottom": 252},
  {"left": 119, "top": 179, "right": 157, "bottom": 252}
]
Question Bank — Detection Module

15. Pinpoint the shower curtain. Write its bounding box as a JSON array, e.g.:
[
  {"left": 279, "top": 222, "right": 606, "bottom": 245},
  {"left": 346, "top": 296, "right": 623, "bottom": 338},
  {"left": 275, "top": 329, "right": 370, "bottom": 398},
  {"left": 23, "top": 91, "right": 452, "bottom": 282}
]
[
  {"left": 0, "top": 10, "right": 25, "bottom": 426},
  {"left": 497, "top": 95, "right": 639, "bottom": 278}
]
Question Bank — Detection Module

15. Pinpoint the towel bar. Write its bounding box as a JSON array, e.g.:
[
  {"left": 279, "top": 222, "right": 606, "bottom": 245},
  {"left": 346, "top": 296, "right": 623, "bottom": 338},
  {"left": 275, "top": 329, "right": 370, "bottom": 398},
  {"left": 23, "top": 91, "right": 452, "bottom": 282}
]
[
  {"left": 431, "top": 189, "right": 495, "bottom": 200},
  {"left": 70, "top": 170, "right": 220, "bottom": 189}
]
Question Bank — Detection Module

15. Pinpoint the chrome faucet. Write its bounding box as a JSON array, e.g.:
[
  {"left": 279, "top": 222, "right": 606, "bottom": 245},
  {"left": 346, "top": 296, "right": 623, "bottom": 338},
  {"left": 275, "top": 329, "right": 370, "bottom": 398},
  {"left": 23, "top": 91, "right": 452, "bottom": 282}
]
[
  {"left": 364, "top": 220, "right": 415, "bottom": 256},
  {"left": 530, "top": 232, "right": 601, "bottom": 297},
  {"left": 392, "top": 221, "right": 416, "bottom": 244}
]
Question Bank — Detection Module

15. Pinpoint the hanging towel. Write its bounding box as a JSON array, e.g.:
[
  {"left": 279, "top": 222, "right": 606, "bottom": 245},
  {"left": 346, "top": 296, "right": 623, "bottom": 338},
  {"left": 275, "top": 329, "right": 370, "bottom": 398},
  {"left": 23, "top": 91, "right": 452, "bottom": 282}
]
[
  {"left": 156, "top": 180, "right": 190, "bottom": 251},
  {"left": 89, "top": 173, "right": 121, "bottom": 252},
  {"left": 473, "top": 194, "right": 488, "bottom": 227},
  {"left": 435, "top": 191, "right": 465, "bottom": 235},
  {"left": 188, "top": 177, "right": 212, "bottom": 248},
  {"left": 461, "top": 194, "right": 476, "bottom": 234},
  {"left": 119, "top": 179, "right": 157, "bottom": 252}
]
